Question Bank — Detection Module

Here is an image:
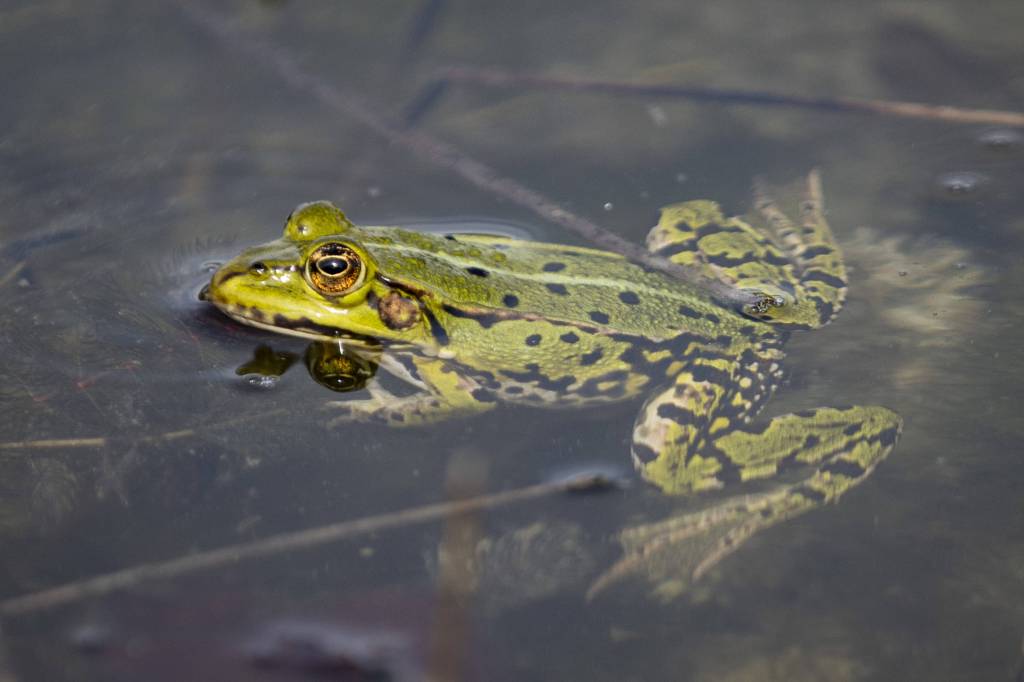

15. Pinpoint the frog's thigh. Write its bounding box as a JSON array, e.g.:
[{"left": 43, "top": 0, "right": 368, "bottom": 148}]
[
  {"left": 327, "top": 357, "right": 497, "bottom": 427},
  {"left": 631, "top": 370, "right": 738, "bottom": 495}
]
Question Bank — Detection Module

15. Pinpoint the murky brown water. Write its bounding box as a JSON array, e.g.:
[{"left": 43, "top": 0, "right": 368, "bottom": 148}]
[{"left": 2, "top": 2, "right": 1023, "bottom": 680}]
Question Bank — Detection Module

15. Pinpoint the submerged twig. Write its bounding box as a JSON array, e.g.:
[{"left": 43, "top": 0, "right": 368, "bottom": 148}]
[
  {"left": 436, "top": 66, "right": 1024, "bottom": 128},
  {"left": 0, "top": 262, "right": 26, "bottom": 289},
  {"left": 399, "top": 0, "right": 447, "bottom": 67},
  {"left": 0, "top": 472, "right": 614, "bottom": 617},
  {"left": 173, "top": 4, "right": 756, "bottom": 311},
  {"left": 0, "top": 408, "right": 292, "bottom": 455},
  {"left": 1, "top": 222, "right": 94, "bottom": 289}
]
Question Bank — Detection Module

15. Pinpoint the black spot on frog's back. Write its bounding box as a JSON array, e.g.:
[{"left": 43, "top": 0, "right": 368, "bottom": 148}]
[
  {"left": 542, "top": 262, "right": 567, "bottom": 272},
  {"left": 545, "top": 283, "right": 569, "bottom": 295},
  {"left": 678, "top": 306, "right": 702, "bottom": 319},
  {"left": 618, "top": 291, "right": 640, "bottom": 305},
  {"left": 589, "top": 311, "right": 610, "bottom": 324}
]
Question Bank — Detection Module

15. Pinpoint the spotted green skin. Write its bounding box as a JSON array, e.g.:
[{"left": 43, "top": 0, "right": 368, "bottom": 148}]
[{"left": 205, "top": 173, "right": 901, "bottom": 565}]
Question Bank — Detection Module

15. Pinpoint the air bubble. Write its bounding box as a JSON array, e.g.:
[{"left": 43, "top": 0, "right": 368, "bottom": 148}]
[
  {"left": 975, "top": 127, "right": 1022, "bottom": 149},
  {"left": 69, "top": 622, "right": 114, "bottom": 654},
  {"left": 243, "top": 374, "right": 279, "bottom": 390},
  {"left": 935, "top": 171, "right": 988, "bottom": 198},
  {"left": 647, "top": 105, "right": 668, "bottom": 127},
  {"left": 603, "top": 202, "right": 614, "bottom": 211}
]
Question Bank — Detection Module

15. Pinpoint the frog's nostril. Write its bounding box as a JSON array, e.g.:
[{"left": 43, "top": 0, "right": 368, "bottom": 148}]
[{"left": 250, "top": 261, "right": 269, "bottom": 276}]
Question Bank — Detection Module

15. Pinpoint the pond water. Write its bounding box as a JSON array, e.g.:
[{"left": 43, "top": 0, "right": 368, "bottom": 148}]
[{"left": 2, "top": 1, "right": 1023, "bottom": 680}]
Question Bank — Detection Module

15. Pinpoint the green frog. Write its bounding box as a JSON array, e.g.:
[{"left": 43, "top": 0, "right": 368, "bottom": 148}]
[{"left": 202, "top": 172, "right": 900, "bottom": 585}]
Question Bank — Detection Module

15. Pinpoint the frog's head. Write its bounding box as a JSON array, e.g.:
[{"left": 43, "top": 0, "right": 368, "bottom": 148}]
[{"left": 203, "top": 201, "right": 437, "bottom": 348}]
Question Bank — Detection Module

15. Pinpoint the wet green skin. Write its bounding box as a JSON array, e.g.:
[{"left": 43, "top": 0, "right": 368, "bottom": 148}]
[{"left": 205, "top": 174, "right": 900, "bottom": 532}]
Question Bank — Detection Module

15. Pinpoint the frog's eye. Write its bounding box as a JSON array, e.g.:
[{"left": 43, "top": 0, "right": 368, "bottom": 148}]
[{"left": 306, "top": 243, "right": 365, "bottom": 296}]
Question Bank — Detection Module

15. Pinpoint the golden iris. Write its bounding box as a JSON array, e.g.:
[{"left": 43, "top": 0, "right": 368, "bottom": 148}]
[{"left": 306, "top": 243, "right": 364, "bottom": 296}]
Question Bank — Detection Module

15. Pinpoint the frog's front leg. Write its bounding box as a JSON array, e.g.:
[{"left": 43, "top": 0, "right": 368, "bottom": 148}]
[{"left": 326, "top": 355, "right": 497, "bottom": 427}]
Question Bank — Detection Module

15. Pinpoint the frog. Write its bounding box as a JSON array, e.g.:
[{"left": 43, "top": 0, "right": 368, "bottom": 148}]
[{"left": 202, "top": 171, "right": 901, "bottom": 587}]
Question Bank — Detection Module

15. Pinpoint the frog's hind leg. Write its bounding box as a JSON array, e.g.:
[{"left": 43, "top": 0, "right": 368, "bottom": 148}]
[
  {"left": 620, "top": 400, "right": 900, "bottom": 599},
  {"left": 677, "top": 406, "right": 900, "bottom": 592},
  {"left": 750, "top": 169, "right": 848, "bottom": 329},
  {"left": 648, "top": 171, "right": 847, "bottom": 330},
  {"left": 627, "top": 345, "right": 901, "bottom": 598},
  {"left": 592, "top": 409, "right": 898, "bottom": 601},
  {"left": 646, "top": 196, "right": 799, "bottom": 297}
]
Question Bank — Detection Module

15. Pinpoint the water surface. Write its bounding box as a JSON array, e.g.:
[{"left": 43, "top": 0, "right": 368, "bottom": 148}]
[{"left": 2, "top": 2, "right": 1023, "bottom": 680}]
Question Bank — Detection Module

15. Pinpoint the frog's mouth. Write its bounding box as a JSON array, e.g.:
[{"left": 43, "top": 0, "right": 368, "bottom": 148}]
[
  {"left": 200, "top": 287, "right": 383, "bottom": 349},
  {"left": 224, "top": 307, "right": 335, "bottom": 342}
]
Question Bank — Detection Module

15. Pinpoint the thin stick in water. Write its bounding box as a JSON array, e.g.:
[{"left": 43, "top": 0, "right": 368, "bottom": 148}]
[
  {"left": 173, "top": 4, "right": 756, "bottom": 311},
  {"left": 0, "top": 472, "right": 614, "bottom": 617},
  {"left": 437, "top": 66, "right": 1024, "bottom": 128}
]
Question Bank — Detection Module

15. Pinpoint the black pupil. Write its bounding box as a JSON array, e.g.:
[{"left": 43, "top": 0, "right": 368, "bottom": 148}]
[{"left": 318, "top": 256, "right": 350, "bottom": 276}]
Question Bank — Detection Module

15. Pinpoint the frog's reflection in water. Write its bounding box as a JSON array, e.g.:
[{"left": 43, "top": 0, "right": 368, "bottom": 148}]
[{"left": 235, "top": 342, "right": 378, "bottom": 394}]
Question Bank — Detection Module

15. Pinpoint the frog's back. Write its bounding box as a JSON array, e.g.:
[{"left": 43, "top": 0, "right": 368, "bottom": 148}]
[{"left": 363, "top": 227, "right": 748, "bottom": 341}]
